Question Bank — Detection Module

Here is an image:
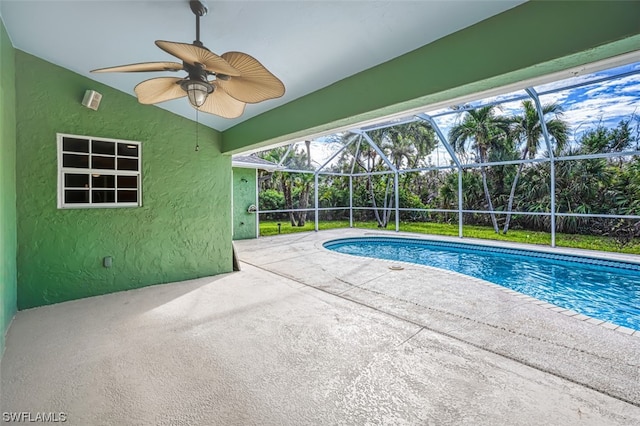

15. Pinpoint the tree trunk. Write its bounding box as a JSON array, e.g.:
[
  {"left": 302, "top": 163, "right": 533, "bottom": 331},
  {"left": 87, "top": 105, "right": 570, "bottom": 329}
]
[
  {"left": 305, "top": 140, "right": 311, "bottom": 167},
  {"left": 382, "top": 175, "right": 393, "bottom": 227},
  {"left": 282, "top": 176, "right": 297, "bottom": 226},
  {"left": 480, "top": 165, "right": 499, "bottom": 233},
  {"left": 503, "top": 149, "right": 528, "bottom": 234},
  {"left": 297, "top": 182, "right": 310, "bottom": 226},
  {"left": 368, "top": 174, "right": 385, "bottom": 227},
  {"left": 502, "top": 163, "right": 524, "bottom": 234}
]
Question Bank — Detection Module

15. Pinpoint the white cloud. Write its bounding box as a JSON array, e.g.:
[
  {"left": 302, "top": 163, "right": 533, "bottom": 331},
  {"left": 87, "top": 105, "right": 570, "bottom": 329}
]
[
  {"left": 539, "top": 91, "right": 571, "bottom": 106},
  {"left": 564, "top": 95, "right": 639, "bottom": 134}
]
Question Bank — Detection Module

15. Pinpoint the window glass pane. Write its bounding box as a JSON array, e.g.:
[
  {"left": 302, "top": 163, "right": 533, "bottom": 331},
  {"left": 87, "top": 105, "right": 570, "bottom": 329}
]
[
  {"left": 92, "top": 190, "right": 115, "bottom": 203},
  {"left": 59, "top": 135, "right": 141, "bottom": 208},
  {"left": 63, "top": 153, "right": 89, "bottom": 168},
  {"left": 92, "top": 156, "right": 115, "bottom": 170},
  {"left": 92, "top": 140, "right": 115, "bottom": 155},
  {"left": 65, "top": 190, "right": 89, "bottom": 203},
  {"left": 118, "top": 143, "right": 139, "bottom": 157},
  {"left": 118, "top": 158, "right": 138, "bottom": 171},
  {"left": 92, "top": 174, "right": 115, "bottom": 188},
  {"left": 63, "top": 137, "right": 89, "bottom": 153},
  {"left": 117, "top": 190, "right": 138, "bottom": 203},
  {"left": 64, "top": 173, "right": 89, "bottom": 188},
  {"left": 117, "top": 175, "right": 138, "bottom": 188}
]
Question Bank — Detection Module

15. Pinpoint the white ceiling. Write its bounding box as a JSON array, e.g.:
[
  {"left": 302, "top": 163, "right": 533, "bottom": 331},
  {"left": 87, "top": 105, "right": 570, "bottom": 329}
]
[{"left": 1, "top": 0, "right": 526, "bottom": 131}]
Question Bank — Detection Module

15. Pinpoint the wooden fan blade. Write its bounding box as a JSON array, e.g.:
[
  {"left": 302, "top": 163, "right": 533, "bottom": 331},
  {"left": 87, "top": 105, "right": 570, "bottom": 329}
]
[
  {"left": 91, "top": 62, "right": 184, "bottom": 73},
  {"left": 134, "top": 77, "right": 186, "bottom": 104},
  {"left": 155, "top": 41, "right": 240, "bottom": 76},
  {"left": 196, "top": 84, "right": 246, "bottom": 119},
  {"left": 216, "top": 52, "right": 285, "bottom": 103}
]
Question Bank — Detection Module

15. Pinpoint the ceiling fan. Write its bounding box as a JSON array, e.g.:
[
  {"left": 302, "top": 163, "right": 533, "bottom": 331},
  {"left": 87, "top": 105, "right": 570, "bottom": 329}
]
[{"left": 91, "top": 0, "right": 285, "bottom": 119}]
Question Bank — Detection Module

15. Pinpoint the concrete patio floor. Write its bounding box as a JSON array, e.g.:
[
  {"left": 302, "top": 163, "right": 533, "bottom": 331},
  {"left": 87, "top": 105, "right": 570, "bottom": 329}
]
[{"left": 2, "top": 229, "right": 639, "bottom": 425}]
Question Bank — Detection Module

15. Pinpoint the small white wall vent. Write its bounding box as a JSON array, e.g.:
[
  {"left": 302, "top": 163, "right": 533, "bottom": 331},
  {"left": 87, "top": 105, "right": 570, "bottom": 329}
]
[{"left": 82, "top": 90, "right": 102, "bottom": 111}]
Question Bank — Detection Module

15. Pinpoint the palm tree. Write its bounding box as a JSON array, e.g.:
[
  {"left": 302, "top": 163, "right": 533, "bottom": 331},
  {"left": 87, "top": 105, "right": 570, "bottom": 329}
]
[
  {"left": 503, "top": 100, "right": 568, "bottom": 234},
  {"left": 260, "top": 147, "right": 297, "bottom": 225},
  {"left": 261, "top": 145, "right": 313, "bottom": 226},
  {"left": 294, "top": 172, "right": 314, "bottom": 226},
  {"left": 369, "top": 122, "right": 437, "bottom": 170},
  {"left": 382, "top": 134, "right": 415, "bottom": 169},
  {"left": 304, "top": 140, "right": 312, "bottom": 167},
  {"left": 449, "top": 106, "right": 510, "bottom": 233},
  {"left": 354, "top": 122, "right": 437, "bottom": 226}
]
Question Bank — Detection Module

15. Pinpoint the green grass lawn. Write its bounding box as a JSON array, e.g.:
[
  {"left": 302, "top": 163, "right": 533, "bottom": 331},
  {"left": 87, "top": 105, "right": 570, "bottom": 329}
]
[{"left": 259, "top": 220, "right": 640, "bottom": 255}]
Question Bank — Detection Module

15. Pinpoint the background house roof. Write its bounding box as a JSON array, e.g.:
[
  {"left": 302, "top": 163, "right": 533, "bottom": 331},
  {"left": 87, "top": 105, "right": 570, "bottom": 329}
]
[{"left": 232, "top": 155, "right": 279, "bottom": 171}]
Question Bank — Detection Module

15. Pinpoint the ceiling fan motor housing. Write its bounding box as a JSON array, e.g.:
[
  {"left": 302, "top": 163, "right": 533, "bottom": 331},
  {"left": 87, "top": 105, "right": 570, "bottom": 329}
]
[{"left": 190, "top": 1, "right": 208, "bottom": 17}]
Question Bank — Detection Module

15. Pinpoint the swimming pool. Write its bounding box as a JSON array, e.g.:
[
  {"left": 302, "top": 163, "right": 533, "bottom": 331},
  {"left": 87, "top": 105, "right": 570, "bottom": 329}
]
[{"left": 323, "top": 237, "right": 640, "bottom": 330}]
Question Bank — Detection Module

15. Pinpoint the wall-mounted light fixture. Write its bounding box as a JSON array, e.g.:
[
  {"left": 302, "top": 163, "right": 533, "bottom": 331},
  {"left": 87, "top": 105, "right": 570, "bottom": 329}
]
[{"left": 82, "top": 90, "right": 102, "bottom": 110}]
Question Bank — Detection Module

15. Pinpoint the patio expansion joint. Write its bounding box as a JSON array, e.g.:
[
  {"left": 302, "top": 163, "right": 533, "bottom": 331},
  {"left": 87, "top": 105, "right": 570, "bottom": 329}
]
[
  {"left": 245, "top": 259, "right": 640, "bottom": 409},
  {"left": 396, "top": 326, "right": 426, "bottom": 347},
  {"left": 335, "top": 271, "right": 393, "bottom": 296},
  {"left": 253, "top": 251, "right": 312, "bottom": 266}
]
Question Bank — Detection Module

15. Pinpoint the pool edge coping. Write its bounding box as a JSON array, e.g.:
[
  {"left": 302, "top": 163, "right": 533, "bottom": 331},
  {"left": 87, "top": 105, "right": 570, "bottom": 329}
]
[{"left": 318, "top": 233, "right": 639, "bottom": 338}]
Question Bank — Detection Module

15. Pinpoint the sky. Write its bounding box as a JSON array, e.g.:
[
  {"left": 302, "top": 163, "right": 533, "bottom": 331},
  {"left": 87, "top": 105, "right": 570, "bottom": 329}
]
[{"left": 270, "top": 60, "right": 640, "bottom": 170}]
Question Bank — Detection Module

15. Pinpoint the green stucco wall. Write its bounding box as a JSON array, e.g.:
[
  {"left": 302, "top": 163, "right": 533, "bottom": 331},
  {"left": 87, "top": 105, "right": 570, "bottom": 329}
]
[
  {"left": 0, "top": 19, "right": 17, "bottom": 355},
  {"left": 15, "top": 51, "right": 232, "bottom": 310},
  {"left": 232, "top": 168, "right": 257, "bottom": 240},
  {"left": 222, "top": 0, "right": 640, "bottom": 153}
]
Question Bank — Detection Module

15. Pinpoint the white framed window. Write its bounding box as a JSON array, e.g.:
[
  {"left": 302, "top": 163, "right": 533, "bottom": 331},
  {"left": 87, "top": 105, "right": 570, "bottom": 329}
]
[{"left": 57, "top": 133, "right": 142, "bottom": 209}]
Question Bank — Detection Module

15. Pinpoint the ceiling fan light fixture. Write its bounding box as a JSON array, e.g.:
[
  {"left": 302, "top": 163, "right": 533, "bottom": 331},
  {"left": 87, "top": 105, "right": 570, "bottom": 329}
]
[
  {"left": 184, "top": 80, "right": 213, "bottom": 108},
  {"left": 91, "top": 0, "right": 284, "bottom": 118}
]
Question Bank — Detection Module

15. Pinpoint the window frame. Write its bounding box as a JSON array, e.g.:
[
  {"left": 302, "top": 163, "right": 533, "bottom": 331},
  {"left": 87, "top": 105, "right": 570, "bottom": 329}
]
[{"left": 57, "top": 133, "right": 143, "bottom": 209}]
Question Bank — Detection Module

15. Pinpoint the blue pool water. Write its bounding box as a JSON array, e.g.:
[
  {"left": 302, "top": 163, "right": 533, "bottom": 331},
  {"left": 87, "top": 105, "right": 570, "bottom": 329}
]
[{"left": 323, "top": 237, "right": 640, "bottom": 330}]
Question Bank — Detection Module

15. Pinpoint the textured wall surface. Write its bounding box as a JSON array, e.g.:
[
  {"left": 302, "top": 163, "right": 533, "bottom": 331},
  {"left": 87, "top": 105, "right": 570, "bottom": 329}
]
[
  {"left": 0, "top": 19, "right": 17, "bottom": 354},
  {"left": 232, "top": 168, "right": 257, "bottom": 240},
  {"left": 15, "top": 51, "right": 232, "bottom": 310}
]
